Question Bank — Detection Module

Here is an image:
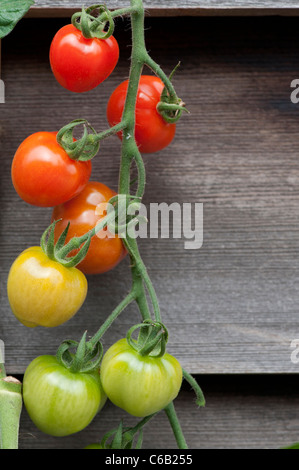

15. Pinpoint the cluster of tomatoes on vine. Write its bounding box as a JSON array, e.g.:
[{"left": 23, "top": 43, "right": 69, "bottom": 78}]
[
  {"left": 9, "top": 21, "right": 178, "bottom": 325},
  {"left": 6, "top": 15, "right": 187, "bottom": 445}
]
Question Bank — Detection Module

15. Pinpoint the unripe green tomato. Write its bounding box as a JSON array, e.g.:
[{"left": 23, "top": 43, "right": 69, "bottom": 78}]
[
  {"left": 100, "top": 338, "right": 183, "bottom": 417},
  {"left": 23, "top": 355, "right": 107, "bottom": 436},
  {"left": 7, "top": 246, "right": 87, "bottom": 327}
]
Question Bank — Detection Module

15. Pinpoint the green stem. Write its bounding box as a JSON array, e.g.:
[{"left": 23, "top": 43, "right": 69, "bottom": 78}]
[
  {"left": 164, "top": 402, "right": 188, "bottom": 449},
  {"left": 110, "top": 6, "right": 138, "bottom": 18},
  {"left": 118, "top": 0, "right": 146, "bottom": 196},
  {"left": 131, "top": 261, "right": 152, "bottom": 321},
  {"left": 122, "top": 413, "right": 156, "bottom": 446},
  {"left": 0, "top": 376, "right": 22, "bottom": 449},
  {"left": 113, "top": 1, "right": 161, "bottom": 324},
  {"left": 94, "top": 121, "right": 127, "bottom": 143},
  {"left": 124, "top": 236, "right": 161, "bottom": 322},
  {"left": 88, "top": 290, "right": 136, "bottom": 348},
  {"left": 144, "top": 53, "right": 178, "bottom": 102},
  {"left": 131, "top": 150, "right": 146, "bottom": 199},
  {"left": 183, "top": 369, "right": 206, "bottom": 407},
  {"left": 56, "top": 211, "right": 115, "bottom": 260}
]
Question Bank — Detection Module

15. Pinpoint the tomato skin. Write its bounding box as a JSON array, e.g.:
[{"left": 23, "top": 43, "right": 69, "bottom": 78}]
[
  {"left": 50, "top": 24, "right": 119, "bottom": 93},
  {"left": 100, "top": 338, "right": 183, "bottom": 417},
  {"left": 23, "top": 355, "right": 107, "bottom": 436},
  {"left": 51, "top": 181, "right": 127, "bottom": 275},
  {"left": 7, "top": 246, "right": 87, "bottom": 328},
  {"left": 11, "top": 132, "right": 92, "bottom": 207},
  {"left": 107, "top": 75, "right": 176, "bottom": 153}
]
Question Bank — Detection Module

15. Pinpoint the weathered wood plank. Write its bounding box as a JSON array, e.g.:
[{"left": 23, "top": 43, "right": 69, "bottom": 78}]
[
  {"left": 27, "top": 1, "right": 299, "bottom": 17},
  {"left": 18, "top": 376, "right": 299, "bottom": 449},
  {"left": 1, "top": 16, "right": 299, "bottom": 375}
]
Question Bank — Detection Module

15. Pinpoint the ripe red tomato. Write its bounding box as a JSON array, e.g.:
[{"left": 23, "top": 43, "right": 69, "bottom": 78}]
[
  {"left": 50, "top": 24, "right": 119, "bottom": 93},
  {"left": 106, "top": 75, "right": 176, "bottom": 153},
  {"left": 51, "top": 181, "right": 127, "bottom": 275},
  {"left": 11, "top": 132, "right": 91, "bottom": 207}
]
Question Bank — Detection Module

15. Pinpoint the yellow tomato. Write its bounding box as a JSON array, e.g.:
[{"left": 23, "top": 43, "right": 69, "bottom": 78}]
[{"left": 7, "top": 246, "right": 87, "bottom": 327}]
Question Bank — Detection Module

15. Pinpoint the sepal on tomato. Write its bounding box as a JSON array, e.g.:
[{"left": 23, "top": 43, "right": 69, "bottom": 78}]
[
  {"left": 72, "top": 4, "right": 115, "bottom": 40},
  {"left": 41, "top": 219, "right": 92, "bottom": 269},
  {"left": 126, "top": 320, "right": 169, "bottom": 358},
  {"left": 56, "top": 330, "right": 104, "bottom": 374},
  {"left": 57, "top": 119, "right": 100, "bottom": 162}
]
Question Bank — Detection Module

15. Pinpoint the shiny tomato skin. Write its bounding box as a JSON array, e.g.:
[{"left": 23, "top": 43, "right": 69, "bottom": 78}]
[
  {"left": 11, "top": 132, "right": 91, "bottom": 207},
  {"left": 7, "top": 246, "right": 87, "bottom": 328},
  {"left": 23, "top": 355, "right": 107, "bottom": 436},
  {"left": 50, "top": 24, "right": 119, "bottom": 93},
  {"left": 51, "top": 181, "right": 127, "bottom": 275},
  {"left": 106, "top": 75, "right": 176, "bottom": 153},
  {"left": 100, "top": 338, "right": 183, "bottom": 417}
]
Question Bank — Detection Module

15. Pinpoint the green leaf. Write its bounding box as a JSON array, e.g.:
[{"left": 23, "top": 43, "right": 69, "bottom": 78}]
[
  {"left": 0, "top": 0, "right": 34, "bottom": 39},
  {"left": 283, "top": 442, "right": 299, "bottom": 449}
]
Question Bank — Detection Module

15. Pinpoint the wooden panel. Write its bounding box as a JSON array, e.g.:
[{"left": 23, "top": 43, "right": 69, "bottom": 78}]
[
  {"left": 18, "top": 375, "right": 299, "bottom": 449},
  {"left": 1, "top": 16, "right": 299, "bottom": 375},
  {"left": 27, "top": 1, "right": 299, "bottom": 17}
]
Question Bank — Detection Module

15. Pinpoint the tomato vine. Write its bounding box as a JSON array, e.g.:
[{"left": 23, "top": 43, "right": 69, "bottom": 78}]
[{"left": 4, "top": 0, "right": 205, "bottom": 450}]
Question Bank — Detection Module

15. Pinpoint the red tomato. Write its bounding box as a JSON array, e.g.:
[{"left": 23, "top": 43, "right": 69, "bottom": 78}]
[
  {"left": 106, "top": 75, "right": 176, "bottom": 153},
  {"left": 11, "top": 132, "right": 91, "bottom": 207},
  {"left": 50, "top": 24, "right": 119, "bottom": 93},
  {"left": 51, "top": 182, "right": 127, "bottom": 275}
]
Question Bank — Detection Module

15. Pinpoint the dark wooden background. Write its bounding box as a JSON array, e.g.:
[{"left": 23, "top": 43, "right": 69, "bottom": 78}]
[
  {"left": 1, "top": 3, "right": 299, "bottom": 449},
  {"left": 27, "top": 1, "right": 299, "bottom": 16}
]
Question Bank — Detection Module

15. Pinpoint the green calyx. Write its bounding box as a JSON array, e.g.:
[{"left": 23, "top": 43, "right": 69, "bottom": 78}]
[
  {"left": 126, "top": 320, "right": 169, "bottom": 358},
  {"left": 157, "top": 99, "right": 189, "bottom": 124},
  {"left": 57, "top": 119, "right": 100, "bottom": 162},
  {"left": 40, "top": 219, "right": 92, "bottom": 268},
  {"left": 56, "top": 331, "right": 103, "bottom": 373},
  {"left": 72, "top": 4, "right": 115, "bottom": 39},
  {"left": 40, "top": 196, "right": 147, "bottom": 270},
  {"left": 107, "top": 194, "right": 147, "bottom": 237}
]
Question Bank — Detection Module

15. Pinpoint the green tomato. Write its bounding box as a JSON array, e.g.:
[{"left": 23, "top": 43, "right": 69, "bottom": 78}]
[
  {"left": 23, "top": 355, "right": 107, "bottom": 437},
  {"left": 100, "top": 338, "right": 183, "bottom": 417}
]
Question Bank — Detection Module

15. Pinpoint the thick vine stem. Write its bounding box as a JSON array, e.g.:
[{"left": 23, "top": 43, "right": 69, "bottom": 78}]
[
  {"left": 123, "top": 236, "right": 162, "bottom": 323},
  {"left": 164, "top": 402, "right": 188, "bottom": 449},
  {"left": 72, "top": 4, "right": 139, "bottom": 40}
]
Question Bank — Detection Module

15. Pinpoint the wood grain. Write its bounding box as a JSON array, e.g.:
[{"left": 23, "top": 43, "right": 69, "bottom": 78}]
[
  {"left": 18, "top": 375, "right": 299, "bottom": 449},
  {"left": 1, "top": 16, "right": 299, "bottom": 377},
  {"left": 27, "top": 0, "right": 299, "bottom": 17}
]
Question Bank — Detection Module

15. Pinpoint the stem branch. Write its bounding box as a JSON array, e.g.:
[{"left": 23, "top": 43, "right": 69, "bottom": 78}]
[
  {"left": 164, "top": 402, "right": 188, "bottom": 449},
  {"left": 94, "top": 121, "right": 127, "bottom": 143},
  {"left": 144, "top": 53, "right": 178, "bottom": 102},
  {"left": 89, "top": 290, "right": 136, "bottom": 348}
]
